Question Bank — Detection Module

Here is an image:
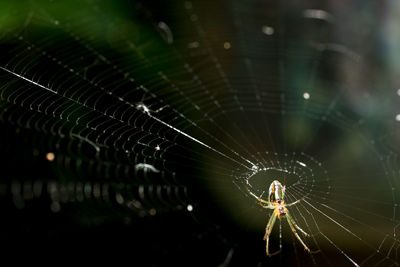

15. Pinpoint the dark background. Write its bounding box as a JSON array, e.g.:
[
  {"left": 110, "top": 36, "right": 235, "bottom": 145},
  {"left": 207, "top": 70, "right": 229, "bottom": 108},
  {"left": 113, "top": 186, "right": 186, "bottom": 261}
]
[{"left": 0, "top": 0, "right": 399, "bottom": 266}]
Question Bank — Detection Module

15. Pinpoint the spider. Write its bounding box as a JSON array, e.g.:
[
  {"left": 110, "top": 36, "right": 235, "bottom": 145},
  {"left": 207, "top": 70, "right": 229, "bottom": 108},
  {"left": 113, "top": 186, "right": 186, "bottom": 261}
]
[{"left": 247, "top": 179, "right": 319, "bottom": 256}]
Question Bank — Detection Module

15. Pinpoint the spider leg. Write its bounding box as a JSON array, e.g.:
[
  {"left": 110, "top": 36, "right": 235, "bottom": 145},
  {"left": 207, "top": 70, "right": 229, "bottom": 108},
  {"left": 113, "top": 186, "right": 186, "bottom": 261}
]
[
  {"left": 285, "top": 199, "right": 301, "bottom": 207},
  {"left": 264, "top": 213, "right": 281, "bottom": 256},
  {"left": 261, "top": 203, "right": 275, "bottom": 209},
  {"left": 246, "top": 186, "right": 274, "bottom": 209},
  {"left": 286, "top": 212, "right": 319, "bottom": 254},
  {"left": 286, "top": 211, "right": 310, "bottom": 237},
  {"left": 247, "top": 187, "right": 269, "bottom": 204}
]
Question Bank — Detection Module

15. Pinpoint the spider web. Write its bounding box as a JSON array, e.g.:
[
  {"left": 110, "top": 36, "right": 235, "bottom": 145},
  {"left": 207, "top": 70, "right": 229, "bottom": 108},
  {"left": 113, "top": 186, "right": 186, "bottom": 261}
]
[{"left": 0, "top": 0, "right": 400, "bottom": 266}]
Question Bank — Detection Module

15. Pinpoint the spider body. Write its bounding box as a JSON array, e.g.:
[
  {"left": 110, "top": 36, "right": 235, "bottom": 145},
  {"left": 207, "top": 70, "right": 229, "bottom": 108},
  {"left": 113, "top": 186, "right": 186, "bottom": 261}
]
[
  {"left": 269, "top": 180, "right": 284, "bottom": 202},
  {"left": 247, "top": 179, "right": 318, "bottom": 256},
  {"left": 274, "top": 202, "right": 287, "bottom": 219},
  {"left": 269, "top": 181, "right": 287, "bottom": 219}
]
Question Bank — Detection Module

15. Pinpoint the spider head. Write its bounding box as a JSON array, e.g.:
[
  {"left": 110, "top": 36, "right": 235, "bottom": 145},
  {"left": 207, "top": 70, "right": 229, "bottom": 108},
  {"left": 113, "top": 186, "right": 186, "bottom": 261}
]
[{"left": 268, "top": 180, "right": 285, "bottom": 203}]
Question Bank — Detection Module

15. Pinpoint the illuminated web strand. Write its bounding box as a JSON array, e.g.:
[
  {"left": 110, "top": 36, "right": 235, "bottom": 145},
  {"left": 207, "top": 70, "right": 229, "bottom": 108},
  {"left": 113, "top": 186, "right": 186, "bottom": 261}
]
[
  {"left": 297, "top": 196, "right": 361, "bottom": 240},
  {"left": 181, "top": 4, "right": 263, "bottom": 169},
  {"left": 8, "top": 34, "right": 257, "bottom": 171},
  {"left": 63, "top": 30, "right": 256, "bottom": 169},
  {"left": 288, "top": 198, "right": 320, "bottom": 266},
  {"left": 0, "top": 66, "right": 59, "bottom": 95},
  {"left": 33, "top": 10, "right": 260, "bottom": 171},
  {"left": 290, "top": 187, "right": 399, "bottom": 265},
  {"left": 70, "top": 133, "right": 102, "bottom": 152},
  {"left": 288, "top": 183, "right": 400, "bottom": 263},
  {"left": 147, "top": 113, "right": 256, "bottom": 169},
  {"left": 285, "top": 190, "right": 359, "bottom": 266},
  {"left": 0, "top": 66, "right": 256, "bottom": 170},
  {"left": 290, "top": 184, "right": 395, "bottom": 226},
  {"left": 5, "top": 28, "right": 259, "bottom": 170},
  {"left": 284, "top": 188, "right": 358, "bottom": 266},
  {"left": 319, "top": 232, "right": 360, "bottom": 267}
]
